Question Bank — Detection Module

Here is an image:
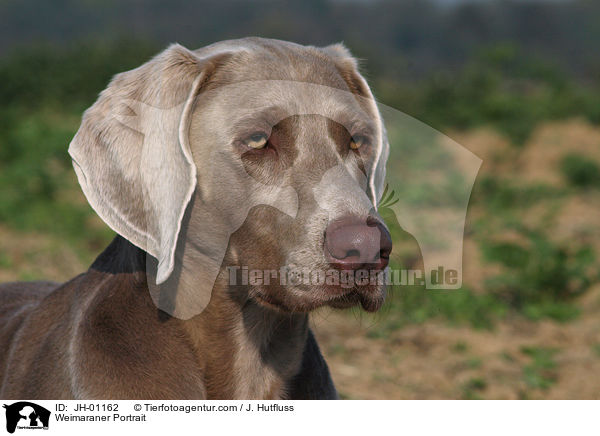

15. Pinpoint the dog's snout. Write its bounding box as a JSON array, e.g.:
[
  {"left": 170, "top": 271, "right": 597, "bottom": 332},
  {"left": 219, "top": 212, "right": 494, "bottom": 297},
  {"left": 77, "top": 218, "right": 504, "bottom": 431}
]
[{"left": 324, "top": 216, "right": 392, "bottom": 271}]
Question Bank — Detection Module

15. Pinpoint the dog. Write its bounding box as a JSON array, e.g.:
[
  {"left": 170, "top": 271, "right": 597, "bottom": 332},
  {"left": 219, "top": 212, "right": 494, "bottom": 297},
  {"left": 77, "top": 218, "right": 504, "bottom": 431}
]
[{"left": 0, "top": 37, "right": 391, "bottom": 399}]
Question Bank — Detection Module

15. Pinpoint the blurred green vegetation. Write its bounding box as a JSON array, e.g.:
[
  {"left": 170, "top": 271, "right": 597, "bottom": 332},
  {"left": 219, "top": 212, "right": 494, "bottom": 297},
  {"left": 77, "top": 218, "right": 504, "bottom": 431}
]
[
  {"left": 380, "top": 43, "right": 600, "bottom": 145},
  {"left": 0, "top": 40, "right": 159, "bottom": 257},
  {"left": 560, "top": 153, "right": 600, "bottom": 188},
  {"left": 482, "top": 227, "right": 594, "bottom": 322},
  {"left": 521, "top": 346, "right": 559, "bottom": 391}
]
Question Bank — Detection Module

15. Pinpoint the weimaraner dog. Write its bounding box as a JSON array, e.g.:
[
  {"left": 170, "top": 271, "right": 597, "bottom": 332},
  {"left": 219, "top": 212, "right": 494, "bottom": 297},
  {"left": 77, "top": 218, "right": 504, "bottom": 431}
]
[{"left": 0, "top": 37, "right": 391, "bottom": 399}]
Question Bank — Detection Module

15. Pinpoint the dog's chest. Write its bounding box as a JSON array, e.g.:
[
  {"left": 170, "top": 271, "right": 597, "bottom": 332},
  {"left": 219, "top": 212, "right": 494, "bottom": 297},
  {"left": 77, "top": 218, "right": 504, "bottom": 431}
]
[
  {"left": 231, "top": 336, "right": 287, "bottom": 399},
  {"left": 230, "top": 323, "right": 304, "bottom": 400}
]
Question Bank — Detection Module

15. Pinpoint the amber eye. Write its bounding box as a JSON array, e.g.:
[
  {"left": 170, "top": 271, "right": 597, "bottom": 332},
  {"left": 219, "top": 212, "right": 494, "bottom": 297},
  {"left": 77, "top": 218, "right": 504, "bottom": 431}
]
[
  {"left": 350, "top": 136, "right": 367, "bottom": 150},
  {"left": 245, "top": 133, "right": 268, "bottom": 149}
]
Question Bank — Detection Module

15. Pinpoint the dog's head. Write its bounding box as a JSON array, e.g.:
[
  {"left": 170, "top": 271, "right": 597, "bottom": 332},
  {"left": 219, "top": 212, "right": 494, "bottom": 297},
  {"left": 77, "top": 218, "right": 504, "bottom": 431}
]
[{"left": 70, "top": 38, "right": 391, "bottom": 317}]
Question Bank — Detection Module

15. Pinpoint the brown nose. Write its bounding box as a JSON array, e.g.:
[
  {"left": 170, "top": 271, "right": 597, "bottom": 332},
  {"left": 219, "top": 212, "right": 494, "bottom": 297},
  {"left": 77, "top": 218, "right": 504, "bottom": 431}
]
[{"left": 324, "top": 216, "right": 392, "bottom": 271}]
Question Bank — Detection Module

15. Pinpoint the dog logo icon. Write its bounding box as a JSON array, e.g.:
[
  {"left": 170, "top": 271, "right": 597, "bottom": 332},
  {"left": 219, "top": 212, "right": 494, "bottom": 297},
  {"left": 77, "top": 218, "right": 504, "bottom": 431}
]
[{"left": 2, "top": 402, "right": 50, "bottom": 433}]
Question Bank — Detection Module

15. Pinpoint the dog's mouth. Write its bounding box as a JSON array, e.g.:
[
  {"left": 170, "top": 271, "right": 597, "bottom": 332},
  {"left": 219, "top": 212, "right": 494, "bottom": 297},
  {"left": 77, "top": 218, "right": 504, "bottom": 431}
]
[
  {"left": 326, "top": 285, "right": 386, "bottom": 312},
  {"left": 251, "top": 280, "right": 386, "bottom": 313}
]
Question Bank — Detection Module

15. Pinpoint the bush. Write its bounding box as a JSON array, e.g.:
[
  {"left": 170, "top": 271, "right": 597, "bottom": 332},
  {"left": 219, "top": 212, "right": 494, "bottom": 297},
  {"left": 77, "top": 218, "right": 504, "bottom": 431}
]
[
  {"left": 560, "top": 153, "right": 600, "bottom": 188},
  {"left": 481, "top": 227, "right": 596, "bottom": 320}
]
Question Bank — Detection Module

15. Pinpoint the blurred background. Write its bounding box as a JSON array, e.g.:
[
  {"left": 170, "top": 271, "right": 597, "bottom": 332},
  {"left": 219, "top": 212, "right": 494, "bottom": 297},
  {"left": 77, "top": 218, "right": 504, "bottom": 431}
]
[{"left": 1, "top": 0, "right": 600, "bottom": 399}]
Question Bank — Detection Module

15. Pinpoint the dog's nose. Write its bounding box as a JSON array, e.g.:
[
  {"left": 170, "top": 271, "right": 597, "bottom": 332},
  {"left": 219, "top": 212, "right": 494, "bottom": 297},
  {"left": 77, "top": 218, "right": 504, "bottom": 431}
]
[{"left": 324, "top": 216, "right": 392, "bottom": 271}]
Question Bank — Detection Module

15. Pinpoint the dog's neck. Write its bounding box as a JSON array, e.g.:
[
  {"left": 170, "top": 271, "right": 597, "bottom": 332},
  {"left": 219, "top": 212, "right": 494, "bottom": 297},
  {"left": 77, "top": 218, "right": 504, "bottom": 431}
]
[
  {"left": 90, "top": 236, "right": 308, "bottom": 399},
  {"left": 181, "top": 289, "right": 308, "bottom": 399}
]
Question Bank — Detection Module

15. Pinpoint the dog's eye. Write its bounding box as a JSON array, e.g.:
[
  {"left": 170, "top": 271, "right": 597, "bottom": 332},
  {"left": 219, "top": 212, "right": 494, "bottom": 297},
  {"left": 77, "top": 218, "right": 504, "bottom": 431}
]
[
  {"left": 245, "top": 133, "right": 268, "bottom": 149},
  {"left": 350, "top": 136, "right": 367, "bottom": 150}
]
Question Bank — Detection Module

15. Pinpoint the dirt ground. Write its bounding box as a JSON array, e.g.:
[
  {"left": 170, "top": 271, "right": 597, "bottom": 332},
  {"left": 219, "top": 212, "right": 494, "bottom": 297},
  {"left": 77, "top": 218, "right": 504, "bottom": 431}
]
[{"left": 312, "top": 288, "right": 600, "bottom": 399}]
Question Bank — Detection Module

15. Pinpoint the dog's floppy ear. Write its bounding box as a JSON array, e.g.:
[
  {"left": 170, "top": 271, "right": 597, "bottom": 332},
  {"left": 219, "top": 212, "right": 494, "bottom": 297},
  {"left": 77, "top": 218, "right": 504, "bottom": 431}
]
[
  {"left": 321, "top": 42, "right": 388, "bottom": 205},
  {"left": 373, "top": 123, "right": 390, "bottom": 205},
  {"left": 69, "top": 44, "right": 227, "bottom": 284}
]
